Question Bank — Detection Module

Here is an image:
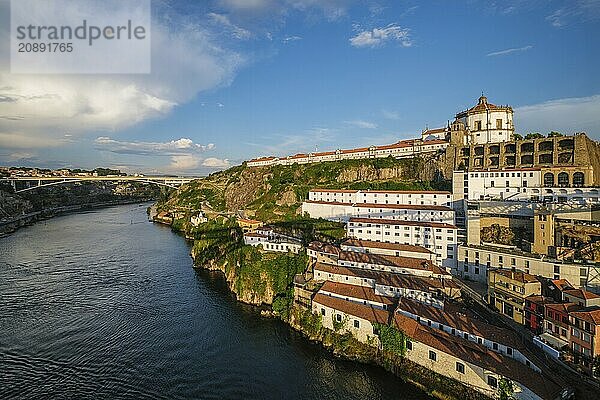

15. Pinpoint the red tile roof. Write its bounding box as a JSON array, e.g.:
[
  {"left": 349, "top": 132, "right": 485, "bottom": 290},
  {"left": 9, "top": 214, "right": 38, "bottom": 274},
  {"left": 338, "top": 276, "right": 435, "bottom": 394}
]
[
  {"left": 303, "top": 200, "right": 453, "bottom": 212},
  {"left": 341, "top": 239, "right": 433, "bottom": 254},
  {"left": 348, "top": 217, "right": 457, "bottom": 229},
  {"left": 339, "top": 251, "right": 435, "bottom": 271},
  {"left": 392, "top": 312, "right": 564, "bottom": 400},
  {"left": 396, "top": 297, "right": 525, "bottom": 350},
  {"left": 308, "top": 241, "right": 341, "bottom": 256},
  {"left": 563, "top": 288, "right": 600, "bottom": 300},
  {"left": 490, "top": 268, "right": 539, "bottom": 283},
  {"left": 319, "top": 281, "right": 395, "bottom": 306},
  {"left": 309, "top": 189, "right": 451, "bottom": 195},
  {"left": 570, "top": 308, "right": 600, "bottom": 325},
  {"left": 314, "top": 262, "right": 455, "bottom": 290},
  {"left": 313, "top": 293, "right": 390, "bottom": 324}
]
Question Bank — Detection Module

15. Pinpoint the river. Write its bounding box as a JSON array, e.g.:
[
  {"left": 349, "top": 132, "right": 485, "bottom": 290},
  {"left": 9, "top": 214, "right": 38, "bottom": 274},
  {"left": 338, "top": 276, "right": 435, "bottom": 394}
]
[{"left": 0, "top": 204, "right": 430, "bottom": 399}]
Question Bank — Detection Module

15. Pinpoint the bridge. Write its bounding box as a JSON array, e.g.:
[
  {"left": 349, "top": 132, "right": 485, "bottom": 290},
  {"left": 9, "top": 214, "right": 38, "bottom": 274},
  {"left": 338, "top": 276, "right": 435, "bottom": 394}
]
[{"left": 1, "top": 175, "right": 198, "bottom": 193}]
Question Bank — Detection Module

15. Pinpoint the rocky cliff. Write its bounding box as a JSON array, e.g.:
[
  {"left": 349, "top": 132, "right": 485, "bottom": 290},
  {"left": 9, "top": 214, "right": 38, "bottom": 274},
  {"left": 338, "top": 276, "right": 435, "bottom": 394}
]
[{"left": 160, "top": 154, "right": 450, "bottom": 222}]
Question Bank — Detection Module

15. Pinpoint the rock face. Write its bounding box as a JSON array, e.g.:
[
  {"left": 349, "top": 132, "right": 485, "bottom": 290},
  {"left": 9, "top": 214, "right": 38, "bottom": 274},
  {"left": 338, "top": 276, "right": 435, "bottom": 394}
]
[
  {"left": 224, "top": 167, "right": 269, "bottom": 211},
  {"left": 276, "top": 188, "right": 297, "bottom": 206},
  {"left": 191, "top": 245, "right": 279, "bottom": 306}
]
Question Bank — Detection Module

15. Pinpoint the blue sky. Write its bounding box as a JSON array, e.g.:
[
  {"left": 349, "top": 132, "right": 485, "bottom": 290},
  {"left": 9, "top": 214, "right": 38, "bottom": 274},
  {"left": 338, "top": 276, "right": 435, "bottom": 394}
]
[{"left": 1, "top": 0, "right": 599, "bottom": 175}]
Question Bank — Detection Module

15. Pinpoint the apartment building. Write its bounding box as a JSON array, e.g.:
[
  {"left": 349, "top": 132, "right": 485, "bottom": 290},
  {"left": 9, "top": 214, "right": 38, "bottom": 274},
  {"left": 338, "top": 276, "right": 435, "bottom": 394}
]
[
  {"left": 307, "top": 189, "right": 452, "bottom": 206},
  {"left": 313, "top": 262, "right": 460, "bottom": 308},
  {"left": 395, "top": 297, "right": 540, "bottom": 371},
  {"left": 569, "top": 309, "right": 600, "bottom": 375},
  {"left": 340, "top": 239, "right": 437, "bottom": 262},
  {"left": 488, "top": 268, "right": 542, "bottom": 324},
  {"left": 347, "top": 217, "right": 458, "bottom": 270},
  {"left": 301, "top": 200, "right": 455, "bottom": 224},
  {"left": 457, "top": 243, "right": 597, "bottom": 290}
]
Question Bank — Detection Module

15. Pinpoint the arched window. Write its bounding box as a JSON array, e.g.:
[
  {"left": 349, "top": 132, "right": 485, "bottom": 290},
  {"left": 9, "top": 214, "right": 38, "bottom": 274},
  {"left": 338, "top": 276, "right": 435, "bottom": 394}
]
[
  {"left": 573, "top": 172, "right": 585, "bottom": 187},
  {"left": 558, "top": 172, "right": 569, "bottom": 187},
  {"left": 544, "top": 173, "right": 554, "bottom": 187}
]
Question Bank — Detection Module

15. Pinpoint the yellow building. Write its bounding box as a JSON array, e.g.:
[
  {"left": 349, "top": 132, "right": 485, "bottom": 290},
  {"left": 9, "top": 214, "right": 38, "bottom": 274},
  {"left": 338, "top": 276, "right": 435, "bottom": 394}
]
[
  {"left": 488, "top": 268, "right": 541, "bottom": 324},
  {"left": 237, "top": 218, "right": 263, "bottom": 233}
]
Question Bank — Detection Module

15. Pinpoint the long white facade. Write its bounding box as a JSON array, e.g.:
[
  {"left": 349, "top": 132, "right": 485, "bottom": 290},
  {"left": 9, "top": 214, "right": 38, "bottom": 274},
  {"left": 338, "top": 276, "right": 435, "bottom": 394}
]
[
  {"left": 247, "top": 139, "right": 449, "bottom": 167},
  {"left": 301, "top": 200, "right": 455, "bottom": 223},
  {"left": 347, "top": 217, "right": 458, "bottom": 270},
  {"left": 307, "top": 189, "right": 452, "bottom": 206}
]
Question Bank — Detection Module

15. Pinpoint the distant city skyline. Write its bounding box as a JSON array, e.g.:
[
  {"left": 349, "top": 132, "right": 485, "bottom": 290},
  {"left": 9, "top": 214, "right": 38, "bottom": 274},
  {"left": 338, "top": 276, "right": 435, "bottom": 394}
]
[{"left": 1, "top": 0, "right": 599, "bottom": 175}]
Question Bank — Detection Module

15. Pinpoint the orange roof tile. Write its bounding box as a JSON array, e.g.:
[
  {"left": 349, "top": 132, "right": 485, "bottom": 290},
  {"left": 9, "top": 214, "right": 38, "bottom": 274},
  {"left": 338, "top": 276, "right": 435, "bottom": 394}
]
[
  {"left": 348, "top": 217, "right": 457, "bottom": 229},
  {"left": 341, "top": 238, "right": 433, "bottom": 254},
  {"left": 313, "top": 293, "right": 390, "bottom": 324},
  {"left": 319, "top": 281, "right": 395, "bottom": 306}
]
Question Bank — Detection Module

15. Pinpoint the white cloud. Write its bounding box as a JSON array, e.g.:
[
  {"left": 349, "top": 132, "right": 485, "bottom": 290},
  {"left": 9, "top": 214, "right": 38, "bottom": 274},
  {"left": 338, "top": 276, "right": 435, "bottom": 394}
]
[
  {"left": 0, "top": 4, "right": 244, "bottom": 150},
  {"left": 486, "top": 45, "right": 532, "bottom": 57},
  {"left": 93, "top": 137, "right": 220, "bottom": 172},
  {"left": 283, "top": 35, "right": 302, "bottom": 43},
  {"left": 350, "top": 24, "right": 412, "bottom": 48},
  {"left": 169, "top": 155, "right": 202, "bottom": 171},
  {"left": 345, "top": 120, "right": 378, "bottom": 129},
  {"left": 218, "top": 0, "right": 351, "bottom": 20},
  {"left": 546, "top": 1, "right": 600, "bottom": 27},
  {"left": 208, "top": 12, "right": 252, "bottom": 39},
  {"left": 381, "top": 110, "right": 400, "bottom": 120},
  {"left": 94, "top": 137, "right": 215, "bottom": 156},
  {"left": 202, "top": 157, "right": 231, "bottom": 168},
  {"left": 515, "top": 95, "right": 600, "bottom": 138}
]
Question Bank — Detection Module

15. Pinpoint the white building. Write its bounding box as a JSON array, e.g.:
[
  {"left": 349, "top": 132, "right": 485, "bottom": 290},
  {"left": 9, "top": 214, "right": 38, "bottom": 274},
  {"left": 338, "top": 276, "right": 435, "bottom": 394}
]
[
  {"left": 243, "top": 233, "right": 302, "bottom": 254},
  {"left": 453, "top": 169, "right": 600, "bottom": 203},
  {"left": 313, "top": 263, "right": 459, "bottom": 308},
  {"left": 456, "top": 243, "right": 599, "bottom": 290},
  {"left": 190, "top": 212, "right": 208, "bottom": 227},
  {"left": 307, "top": 189, "right": 452, "bottom": 206},
  {"left": 301, "top": 200, "right": 455, "bottom": 223},
  {"left": 455, "top": 95, "right": 514, "bottom": 145},
  {"left": 247, "top": 139, "right": 449, "bottom": 167},
  {"left": 395, "top": 297, "right": 541, "bottom": 372},
  {"left": 453, "top": 169, "right": 542, "bottom": 201},
  {"left": 347, "top": 217, "right": 458, "bottom": 270},
  {"left": 340, "top": 238, "right": 437, "bottom": 262}
]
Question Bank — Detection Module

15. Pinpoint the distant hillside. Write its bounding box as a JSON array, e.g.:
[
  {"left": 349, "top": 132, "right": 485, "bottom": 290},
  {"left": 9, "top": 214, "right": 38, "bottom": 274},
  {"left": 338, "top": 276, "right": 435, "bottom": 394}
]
[{"left": 159, "top": 154, "right": 450, "bottom": 222}]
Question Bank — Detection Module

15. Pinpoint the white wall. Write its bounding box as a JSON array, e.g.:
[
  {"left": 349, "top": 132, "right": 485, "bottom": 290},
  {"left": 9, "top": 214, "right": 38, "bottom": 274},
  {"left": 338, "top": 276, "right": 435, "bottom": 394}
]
[{"left": 347, "top": 219, "right": 457, "bottom": 270}]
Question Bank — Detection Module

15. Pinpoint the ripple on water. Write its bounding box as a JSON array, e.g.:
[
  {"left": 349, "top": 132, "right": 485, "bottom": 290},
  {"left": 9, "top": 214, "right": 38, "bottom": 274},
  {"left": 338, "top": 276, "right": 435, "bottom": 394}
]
[{"left": 0, "top": 205, "right": 431, "bottom": 400}]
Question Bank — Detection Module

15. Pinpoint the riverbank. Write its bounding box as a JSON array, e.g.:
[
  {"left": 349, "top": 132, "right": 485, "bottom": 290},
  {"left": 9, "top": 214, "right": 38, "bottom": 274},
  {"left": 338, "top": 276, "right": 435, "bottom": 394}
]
[
  {"left": 176, "top": 221, "right": 487, "bottom": 400},
  {"left": 0, "top": 198, "right": 155, "bottom": 237}
]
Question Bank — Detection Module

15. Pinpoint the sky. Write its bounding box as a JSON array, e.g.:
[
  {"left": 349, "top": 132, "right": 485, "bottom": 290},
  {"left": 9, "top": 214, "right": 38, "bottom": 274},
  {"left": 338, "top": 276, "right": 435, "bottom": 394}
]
[{"left": 0, "top": 0, "right": 599, "bottom": 175}]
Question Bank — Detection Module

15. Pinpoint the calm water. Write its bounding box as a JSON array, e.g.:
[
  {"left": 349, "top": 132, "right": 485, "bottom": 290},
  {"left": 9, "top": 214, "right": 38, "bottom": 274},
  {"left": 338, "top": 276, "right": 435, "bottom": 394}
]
[{"left": 0, "top": 204, "right": 430, "bottom": 399}]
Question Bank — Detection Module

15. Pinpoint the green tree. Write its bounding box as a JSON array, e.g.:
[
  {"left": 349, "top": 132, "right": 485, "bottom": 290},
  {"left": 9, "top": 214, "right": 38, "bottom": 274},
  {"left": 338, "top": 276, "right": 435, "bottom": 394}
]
[
  {"left": 373, "top": 323, "right": 408, "bottom": 357},
  {"left": 593, "top": 355, "right": 600, "bottom": 378},
  {"left": 512, "top": 133, "right": 523, "bottom": 140},
  {"left": 498, "top": 378, "right": 515, "bottom": 400},
  {"left": 547, "top": 131, "right": 563, "bottom": 137},
  {"left": 524, "top": 132, "right": 544, "bottom": 139}
]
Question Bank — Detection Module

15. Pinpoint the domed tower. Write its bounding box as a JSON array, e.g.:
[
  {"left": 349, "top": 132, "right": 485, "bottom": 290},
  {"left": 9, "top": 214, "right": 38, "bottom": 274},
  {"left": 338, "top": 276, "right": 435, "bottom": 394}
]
[{"left": 455, "top": 95, "right": 514, "bottom": 144}]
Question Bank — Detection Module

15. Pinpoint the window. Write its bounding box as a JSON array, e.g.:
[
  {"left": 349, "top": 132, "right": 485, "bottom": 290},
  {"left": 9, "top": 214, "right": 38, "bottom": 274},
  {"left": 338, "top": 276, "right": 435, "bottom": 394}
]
[
  {"left": 507, "top": 347, "right": 513, "bottom": 356},
  {"left": 406, "top": 340, "right": 413, "bottom": 350},
  {"left": 354, "top": 320, "right": 360, "bottom": 328},
  {"left": 428, "top": 350, "right": 437, "bottom": 361},
  {"left": 496, "top": 119, "right": 502, "bottom": 129},
  {"left": 336, "top": 314, "right": 342, "bottom": 322},
  {"left": 488, "top": 376, "right": 498, "bottom": 388},
  {"left": 320, "top": 308, "right": 325, "bottom": 316},
  {"left": 456, "top": 362, "right": 465, "bottom": 374}
]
